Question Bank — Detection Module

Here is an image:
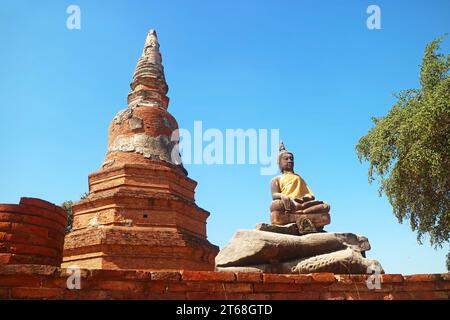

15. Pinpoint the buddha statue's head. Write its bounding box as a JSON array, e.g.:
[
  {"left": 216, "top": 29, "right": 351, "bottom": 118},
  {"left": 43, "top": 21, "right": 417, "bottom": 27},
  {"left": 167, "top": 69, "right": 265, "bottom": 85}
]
[{"left": 278, "top": 141, "right": 294, "bottom": 173}]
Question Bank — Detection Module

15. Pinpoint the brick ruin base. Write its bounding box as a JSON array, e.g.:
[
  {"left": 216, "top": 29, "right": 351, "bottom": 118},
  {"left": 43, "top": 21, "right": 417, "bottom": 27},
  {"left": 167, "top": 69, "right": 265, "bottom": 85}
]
[
  {"left": 1, "top": 198, "right": 448, "bottom": 300},
  {"left": 0, "top": 265, "right": 448, "bottom": 300},
  {"left": 0, "top": 198, "right": 66, "bottom": 267}
]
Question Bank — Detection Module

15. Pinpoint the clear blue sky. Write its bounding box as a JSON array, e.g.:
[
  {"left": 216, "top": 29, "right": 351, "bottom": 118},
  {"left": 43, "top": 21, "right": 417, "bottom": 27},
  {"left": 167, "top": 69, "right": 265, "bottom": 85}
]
[{"left": 1, "top": 0, "right": 449, "bottom": 274}]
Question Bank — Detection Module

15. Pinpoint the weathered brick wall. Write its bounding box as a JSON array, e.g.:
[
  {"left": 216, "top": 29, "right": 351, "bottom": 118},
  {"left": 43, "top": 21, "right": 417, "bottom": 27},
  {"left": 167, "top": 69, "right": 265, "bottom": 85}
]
[
  {"left": 0, "top": 265, "right": 448, "bottom": 300},
  {"left": 0, "top": 198, "right": 67, "bottom": 267},
  {"left": 0, "top": 198, "right": 448, "bottom": 300}
]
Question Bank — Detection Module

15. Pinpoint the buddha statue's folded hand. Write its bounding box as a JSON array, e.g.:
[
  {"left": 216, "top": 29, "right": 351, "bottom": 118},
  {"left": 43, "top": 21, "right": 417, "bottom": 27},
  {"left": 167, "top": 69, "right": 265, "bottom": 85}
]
[
  {"left": 295, "top": 194, "right": 315, "bottom": 204},
  {"left": 280, "top": 194, "right": 292, "bottom": 212}
]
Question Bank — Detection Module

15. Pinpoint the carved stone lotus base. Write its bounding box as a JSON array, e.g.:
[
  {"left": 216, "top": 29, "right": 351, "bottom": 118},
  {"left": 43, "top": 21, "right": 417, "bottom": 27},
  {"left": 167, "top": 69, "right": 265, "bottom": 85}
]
[{"left": 270, "top": 211, "right": 331, "bottom": 230}]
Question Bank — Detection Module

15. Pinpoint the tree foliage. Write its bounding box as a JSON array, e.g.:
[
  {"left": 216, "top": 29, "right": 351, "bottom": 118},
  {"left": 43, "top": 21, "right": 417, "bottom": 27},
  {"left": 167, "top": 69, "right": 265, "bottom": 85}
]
[
  {"left": 61, "top": 200, "right": 73, "bottom": 233},
  {"left": 356, "top": 36, "right": 450, "bottom": 250},
  {"left": 447, "top": 252, "right": 450, "bottom": 271},
  {"left": 61, "top": 193, "right": 89, "bottom": 233}
]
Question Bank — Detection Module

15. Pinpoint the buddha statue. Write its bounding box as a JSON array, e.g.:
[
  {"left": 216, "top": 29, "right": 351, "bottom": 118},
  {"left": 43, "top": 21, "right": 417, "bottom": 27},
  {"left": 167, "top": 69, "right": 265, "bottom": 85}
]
[{"left": 270, "top": 142, "right": 331, "bottom": 231}]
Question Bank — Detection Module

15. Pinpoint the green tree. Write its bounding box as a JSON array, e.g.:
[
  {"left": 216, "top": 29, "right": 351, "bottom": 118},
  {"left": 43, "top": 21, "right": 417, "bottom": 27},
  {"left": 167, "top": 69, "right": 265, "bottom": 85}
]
[
  {"left": 356, "top": 37, "right": 450, "bottom": 268},
  {"left": 60, "top": 193, "right": 89, "bottom": 233},
  {"left": 447, "top": 252, "right": 450, "bottom": 271},
  {"left": 61, "top": 200, "right": 73, "bottom": 233}
]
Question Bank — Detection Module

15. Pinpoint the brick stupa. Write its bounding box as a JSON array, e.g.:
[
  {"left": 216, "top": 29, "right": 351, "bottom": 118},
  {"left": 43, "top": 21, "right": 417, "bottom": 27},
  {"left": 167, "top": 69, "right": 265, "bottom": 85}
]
[{"left": 62, "top": 30, "right": 219, "bottom": 270}]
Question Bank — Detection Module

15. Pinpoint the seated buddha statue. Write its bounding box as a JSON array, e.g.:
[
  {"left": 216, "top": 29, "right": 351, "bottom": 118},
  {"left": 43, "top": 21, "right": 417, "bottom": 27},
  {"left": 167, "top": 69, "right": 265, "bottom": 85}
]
[{"left": 270, "top": 142, "right": 331, "bottom": 231}]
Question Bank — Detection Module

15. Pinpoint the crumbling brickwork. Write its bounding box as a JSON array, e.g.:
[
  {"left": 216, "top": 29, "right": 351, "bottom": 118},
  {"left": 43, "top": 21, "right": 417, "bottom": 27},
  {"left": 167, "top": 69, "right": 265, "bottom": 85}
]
[
  {"left": 0, "top": 265, "right": 448, "bottom": 300},
  {"left": 0, "top": 198, "right": 67, "bottom": 267}
]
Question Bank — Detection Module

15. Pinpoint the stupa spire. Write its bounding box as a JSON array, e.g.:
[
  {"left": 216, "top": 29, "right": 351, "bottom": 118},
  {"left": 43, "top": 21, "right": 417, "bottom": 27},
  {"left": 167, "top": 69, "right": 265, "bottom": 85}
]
[
  {"left": 62, "top": 29, "right": 219, "bottom": 271},
  {"left": 128, "top": 29, "right": 169, "bottom": 109},
  {"left": 141, "top": 29, "right": 161, "bottom": 58}
]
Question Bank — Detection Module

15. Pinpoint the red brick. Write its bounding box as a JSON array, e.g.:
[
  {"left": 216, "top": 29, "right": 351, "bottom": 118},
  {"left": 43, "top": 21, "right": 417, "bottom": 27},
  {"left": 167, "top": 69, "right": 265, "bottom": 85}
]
[
  {"left": 147, "top": 292, "right": 187, "bottom": 300},
  {"left": 253, "top": 283, "right": 305, "bottom": 292},
  {"left": 236, "top": 272, "right": 262, "bottom": 283},
  {"left": 335, "top": 274, "right": 368, "bottom": 283},
  {"left": 11, "top": 287, "right": 63, "bottom": 300},
  {"left": 151, "top": 271, "right": 181, "bottom": 281},
  {"left": 124, "top": 270, "right": 152, "bottom": 280},
  {"left": 147, "top": 280, "right": 169, "bottom": 293},
  {"left": 9, "top": 243, "right": 57, "bottom": 258},
  {"left": 0, "top": 241, "right": 7, "bottom": 253},
  {"left": 223, "top": 283, "right": 253, "bottom": 293},
  {"left": 404, "top": 274, "right": 440, "bottom": 282},
  {"left": 263, "top": 274, "right": 296, "bottom": 283},
  {"left": 436, "top": 280, "right": 450, "bottom": 290},
  {"left": 344, "top": 292, "right": 387, "bottom": 300},
  {"left": 320, "top": 292, "right": 346, "bottom": 300},
  {"left": 10, "top": 238, "right": 62, "bottom": 255},
  {"left": 12, "top": 204, "right": 67, "bottom": 227},
  {"left": 181, "top": 271, "right": 235, "bottom": 282},
  {"left": 89, "top": 269, "right": 126, "bottom": 280},
  {"left": 7, "top": 254, "right": 59, "bottom": 266},
  {"left": 78, "top": 290, "right": 111, "bottom": 300},
  {"left": 62, "top": 290, "right": 81, "bottom": 300},
  {"left": 329, "top": 282, "right": 370, "bottom": 292},
  {"left": 293, "top": 274, "right": 314, "bottom": 284},
  {"left": 333, "top": 276, "right": 394, "bottom": 292},
  {"left": 20, "top": 198, "right": 58, "bottom": 212},
  {"left": 0, "top": 213, "right": 23, "bottom": 223},
  {"left": 244, "top": 293, "right": 271, "bottom": 300},
  {"left": 382, "top": 292, "right": 411, "bottom": 300},
  {"left": 0, "top": 253, "right": 11, "bottom": 264},
  {"left": 88, "top": 269, "right": 130, "bottom": 280},
  {"left": 310, "top": 273, "right": 336, "bottom": 283},
  {"left": 91, "top": 280, "right": 146, "bottom": 292},
  {"left": 5, "top": 232, "right": 43, "bottom": 248},
  {"left": 381, "top": 274, "right": 404, "bottom": 283},
  {"left": 186, "top": 292, "right": 244, "bottom": 300},
  {"left": 0, "top": 222, "right": 11, "bottom": 232},
  {"left": 10, "top": 223, "right": 48, "bottom": 238},
  {"left": 0, "top": 264, "right": 59, "bottom": 276},
  {"left": 408, "top": 291, "right": 448, "bottom": 300},
  {"left": 0, "top": 205, "right": 21, "bottom": 212},
  {"left": 42, "top": 277, "right": 74, "bottom": 289},
  {"left": 299, "top": 283, "right": 334, "bottom": 291},
  {"left": 271, "top": 292, "right": 321, "bottom": 300},
  {"left": 263, "top": 274, "right": 313, "bottom": 284},
  {"left": 0, "top": 232, "right": 12, "bottom": 242},
  {"left": 22, "top": 215, "right": 65, "bottom": 234},
  {"left": 108, "top": 291, "right": 152, "bottom": 300},
  {"left": 0, "top": 275, "right": 42, "bottom": 287},
  {"left": 0, "top": 288, "right": 10, "bottom": 299},
  {"left": 402, "top": 282, "right": 436, "bottom": 291},
  {"left": 368, "top": 284, "right": 395, "bottom": 293},
  {"left": 167, "top": 281, "right": 225, "bottom": 293}
]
